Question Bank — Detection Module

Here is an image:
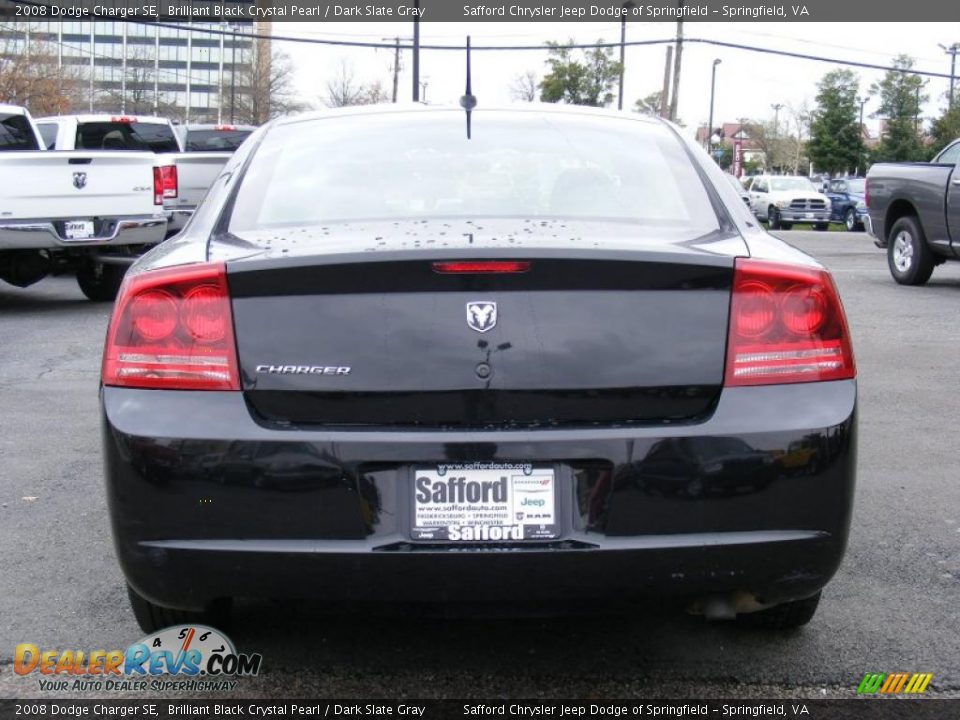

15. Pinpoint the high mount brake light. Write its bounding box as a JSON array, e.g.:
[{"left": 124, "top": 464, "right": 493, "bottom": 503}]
[
  {"left": 102, "top": 263, "right": 239, "bottom": 391},
  {"left": 432, "top": 261, "right": 531, "bottom": 274},
  {"left": 725, "top": 259, "right": 855, "bottom": 386}
]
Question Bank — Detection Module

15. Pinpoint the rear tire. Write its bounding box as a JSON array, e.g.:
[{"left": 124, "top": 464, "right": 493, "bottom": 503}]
[
  {"left": 768, "top": 207, "right": 781, "bottom": 230},
  {"left": 77, "top": 261, "right": 124, "bottom": 302},
  {"left": 887, "top": 216, "right": 935, "bottom": 286},
  {"left": 738, "top": 591, "right": 821, "bottom": 630},
  {"left": 126, "top": 584, "right": 231, "bottom": 634}
]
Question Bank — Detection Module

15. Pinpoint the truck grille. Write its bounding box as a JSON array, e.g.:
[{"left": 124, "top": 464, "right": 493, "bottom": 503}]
[{"left": 789, "top": 199, "right": 827, "bottom": 210}]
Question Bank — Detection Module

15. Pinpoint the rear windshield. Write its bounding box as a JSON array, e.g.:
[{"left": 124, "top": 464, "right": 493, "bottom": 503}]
[
  {"left": 229, "top": 111, "right": 720, "bottom": 236},
  {"left": 183, "top": 128, "right": 252, "bottom": 151},
  {"left": 76, "top": 121, "right": 179, "bottom": 153},
  {"left": 0, "top": 112, "right": 40, "bottom": 151}
]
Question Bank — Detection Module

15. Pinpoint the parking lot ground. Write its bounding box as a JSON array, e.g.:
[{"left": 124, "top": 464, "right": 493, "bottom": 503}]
[{"left": 1, "top": 231, "right": 959, "bottom": 699}]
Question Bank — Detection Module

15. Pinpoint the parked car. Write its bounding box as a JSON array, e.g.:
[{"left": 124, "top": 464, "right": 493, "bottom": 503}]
[
  {"left": 865, "top": 141, "right": 960, "bottom": 284},
  {"left": 825, "top": 177, "right": 868, "bottom": 231},
  {"left": 0, "top": 104, "right": 168, "bottom": 300},
  {"left": 174, "top": 123, "right": 256, "bottom": 152},
  {"left": 35, "top": 114, "right": 231, "bottom": 236},
  {"left": 101, "top": 105, "right": 856, "bottom": 633},
  {"left": 745, "top": 175, "right": 832, "bottom": 230}
]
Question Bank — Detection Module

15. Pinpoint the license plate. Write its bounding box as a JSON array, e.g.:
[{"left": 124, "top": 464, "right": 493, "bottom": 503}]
[
  {"left": 805, "top": 213, "right": 815, "bottom": 219},
  {"left": 412, "top": 464, "right": 559, "bottom": 541},
  {"left": 64, "top": 220, "right": 95, "bottom": 240}
]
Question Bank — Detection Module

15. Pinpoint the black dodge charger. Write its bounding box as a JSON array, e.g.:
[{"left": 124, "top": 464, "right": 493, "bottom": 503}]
[{"left": 101, "top": 105, "right": 857, "bottom": 632}]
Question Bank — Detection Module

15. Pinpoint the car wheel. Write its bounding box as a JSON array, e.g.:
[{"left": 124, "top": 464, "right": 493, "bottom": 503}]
[
  {"left": 126, "top": 584, "right": 232, "bottom": 634},
  {"left": 738, "top": 591, "right": 821, "bottom": 630},
  {"left": 814, "top": 223, "right": 830, "bottom": 231},
  {"left": 768, "top": 207, "right": 781, "bottom": 230},
  {"left": 887, "top": 216, "right": 935, "bottom": 286},
  {"left": 844, "top": 208, "right": 860, "bottom": 232},
  {"left": 77, "top": 261, "right": 125, "bottom": 302}
]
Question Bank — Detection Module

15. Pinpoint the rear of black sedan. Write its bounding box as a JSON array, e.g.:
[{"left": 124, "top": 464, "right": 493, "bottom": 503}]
[{"left": 100, "top": 106, "right": 856, "bottom": 632}]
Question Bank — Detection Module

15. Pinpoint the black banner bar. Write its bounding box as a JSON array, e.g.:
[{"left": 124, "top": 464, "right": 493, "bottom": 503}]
[
  {"left": 0, "top": 0, "right": 958, "bottom": 22},
  {"left": 1, "top": 700, "right": 959, "bottom": 720}
]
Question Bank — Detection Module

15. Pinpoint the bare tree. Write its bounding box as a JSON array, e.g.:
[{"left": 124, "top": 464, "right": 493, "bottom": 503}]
[
  {"left": 0, "top": 29, "right": 84, "bottom": 115},
  {"left": 94, "top": 42, "right": 179, "bottom": 117},
  {"left": 323, "top": 59, "right": 390, "bottom": 108},
  {"left": 230, "top": 46, "right": 308, "bottom": 124},
  {"left": 509, "top": 70, "right": 539, "bottom": 102}
]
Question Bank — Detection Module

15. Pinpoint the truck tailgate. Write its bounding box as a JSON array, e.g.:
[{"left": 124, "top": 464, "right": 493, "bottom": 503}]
[
  {"left": 169, "top": 152, "right": 230, "bottom": 209},
  {"left": 0, "top": 151, "right": 160, "bottom": 221}
]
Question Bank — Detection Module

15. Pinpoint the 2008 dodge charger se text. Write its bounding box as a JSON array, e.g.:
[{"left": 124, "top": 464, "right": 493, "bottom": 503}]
[{"left": 101, "top": 105, "right": 857, "bottom": 633}]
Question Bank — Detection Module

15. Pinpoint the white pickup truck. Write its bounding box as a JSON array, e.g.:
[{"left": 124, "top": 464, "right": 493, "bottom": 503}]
[
  {"left": 35, "top": 114, "right": 232, "bottom": 237},
  {"left": 0, "top": 104, "right": 168, "bottom": 301}
]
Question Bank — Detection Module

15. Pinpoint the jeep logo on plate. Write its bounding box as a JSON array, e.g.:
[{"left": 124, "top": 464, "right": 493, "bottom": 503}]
[
  {"left": 466, "top": 301, "right": 497, "bottom": 333},
  {"left": 72, "top": 172, "right": 87, "bottom": 190}
]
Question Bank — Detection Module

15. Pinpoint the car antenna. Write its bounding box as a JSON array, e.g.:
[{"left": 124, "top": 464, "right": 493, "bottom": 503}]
[{"left": 459, "top": 35, "right": 477, "bottom": 139}]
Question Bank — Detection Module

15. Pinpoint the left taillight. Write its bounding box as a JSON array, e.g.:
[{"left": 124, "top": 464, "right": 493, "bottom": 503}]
[
  {"left": 725, "top": 258, "right": 855, "bottom": 387},
  {"left": 153, "top": 165, "right": 177, "bottom": 204},
  {"left": 102, "top": 262, "right": 239, "bottom": 391}
]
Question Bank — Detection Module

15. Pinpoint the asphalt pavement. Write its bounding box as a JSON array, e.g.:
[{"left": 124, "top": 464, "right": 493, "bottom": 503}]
[{"left": 1, "top": 231, "right": 958, "bottom": 700}]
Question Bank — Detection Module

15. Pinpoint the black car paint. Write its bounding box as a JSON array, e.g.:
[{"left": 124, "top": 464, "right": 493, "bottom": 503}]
[{"left": 102, "top": 106, "right": 856, "bottom": 614}]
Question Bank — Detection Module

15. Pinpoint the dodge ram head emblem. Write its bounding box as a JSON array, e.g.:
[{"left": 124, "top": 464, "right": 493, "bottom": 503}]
[
  {"left": 72, "top": 172, "right": 87, "bottom": 189},
  {"left": 466, "top": 301, "right": 497, "bottom": 333}
]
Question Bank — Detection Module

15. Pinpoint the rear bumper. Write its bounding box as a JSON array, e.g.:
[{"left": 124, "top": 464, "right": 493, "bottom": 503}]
[
  {"left": 0, "top": 214, "right": 167, "bottom": 251},
  {"left": 101, "top": 381, "right": 857, "bottom": 611}
]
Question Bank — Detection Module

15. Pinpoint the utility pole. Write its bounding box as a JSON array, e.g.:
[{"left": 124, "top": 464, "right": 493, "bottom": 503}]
[
  {"left": 668, "top": 2, "right": 684, "bottom": 122},
  {"left": 617, "top": 1, "right": 636, "bottom": 111},
  {"left": 707, "top": 59, "right": 721, "bottom": 153},
  {"left": 771, "top": 103, "right": 783, "bottom": 134},
  {"left": 412, "top": 0, "right": 420, "bottom": 101},
  {"left": 659, "top": 45, "right": 673, "bottom": 118},
  {"left": 383, "top": 37, "right": 402, "bottom": 103},
  {"left": 940, "top": 43, "right": 959, "bottom": 109},
  {"left": 857, "top": 96, "right": 869, "bottom": 176}
]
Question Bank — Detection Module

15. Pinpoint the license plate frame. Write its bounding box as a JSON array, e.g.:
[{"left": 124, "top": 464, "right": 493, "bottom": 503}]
[
  {"left": 63, "top": 220, "right": 95, "bottom": 241},
  {"left": 411, "top": 463, "right": 560, "bottom": 542}
]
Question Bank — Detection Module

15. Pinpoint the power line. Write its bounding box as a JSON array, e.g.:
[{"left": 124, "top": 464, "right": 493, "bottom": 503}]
[{"left": 120, "top": 20, "right": 953, "bottom": 80}]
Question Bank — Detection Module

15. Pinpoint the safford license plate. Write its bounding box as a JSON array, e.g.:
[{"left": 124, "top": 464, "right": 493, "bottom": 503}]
[
  {"left": 412, "top": 463, "right": 559, "bottom": 541},
  {"left": 64, "top": 220, "right": 95, "bottom": 240}
]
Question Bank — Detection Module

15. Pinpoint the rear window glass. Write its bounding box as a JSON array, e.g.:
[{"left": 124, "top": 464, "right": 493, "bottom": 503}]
[
  {"left": 76, "top": 121, "right": 179, "bottom": 153},
  {"left": 183, "top": 128, "right": 252, "bottom": 151},
  {"left": 37, "top": 123, "right": 57, "bottom": 150},
  {"left": 0, "top": 113, "right": 40, "bottom": 151},
  {"left": 229, "top": 111, "right": 720, "bottom": 236}
]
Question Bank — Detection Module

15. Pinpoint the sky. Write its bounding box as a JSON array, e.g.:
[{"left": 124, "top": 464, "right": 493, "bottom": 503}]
[{"left": 271, "top": 21, "right": 960, "bottom": 139}]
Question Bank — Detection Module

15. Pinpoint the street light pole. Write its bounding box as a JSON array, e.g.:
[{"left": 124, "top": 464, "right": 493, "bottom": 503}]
[
  {"left": 707, "top": 58, "right": 721, "bottom": 153},
  {"left": 412, "top": 0, "right": 420, "bottom": 101},
  {"left": 857, "top": 96, "right": 869, "bottom": 176},
  {"left": 617, "top": 1, "right": 636, "bottom": 111},
  {"left": 229, "top": 35, "right": 237, "bottom": 124}
]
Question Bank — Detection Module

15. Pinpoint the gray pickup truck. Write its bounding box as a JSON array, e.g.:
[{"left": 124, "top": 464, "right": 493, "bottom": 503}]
[{"left": 865, "top": 139, "right": 960, "bottom": 284}]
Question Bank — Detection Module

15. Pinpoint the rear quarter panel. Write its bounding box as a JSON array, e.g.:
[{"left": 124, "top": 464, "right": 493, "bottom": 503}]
[{"left": 866, "top": 163, "right": 953, "bottom": 251}]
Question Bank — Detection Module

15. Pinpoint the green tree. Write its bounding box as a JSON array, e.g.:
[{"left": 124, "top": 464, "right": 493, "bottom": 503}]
[
  {"left": 633, "top": 91, "right": 663, "bottom": 115},
  {"left": 807, "top": 69, "right": 862, "bottom": 175},
  {"left": 930, "top": 104, "right": 960, "bottom": 157},
  {"left": 539, "top": 40, "right": 622, "bottom": 107},
  {"left": 870, "top": 55, "right": 928, "bottom": 162}
]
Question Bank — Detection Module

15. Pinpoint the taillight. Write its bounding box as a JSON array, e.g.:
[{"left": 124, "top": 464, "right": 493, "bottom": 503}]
[
  {"left": 102, "top": 263, "right": 239, "bottom": 391},
  {"left": 725, "top": 259, "right": 855, "bottom": 386},
  {"left": 153, "top": 165, "right": 177, "bottom": 204},
  {"left": 432, "top": 261, "right": 531, "bottom": 274}
]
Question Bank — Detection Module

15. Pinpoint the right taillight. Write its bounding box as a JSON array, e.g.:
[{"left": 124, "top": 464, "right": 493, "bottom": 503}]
[
  {"left": 725, "top": 258, "right": 855, "bottom": 386},
  {"left": 153, "top": 165, "right": 177, "bottom": 205},
  {"left": 102, "top": 262, "right": 239, "bottom": 391}
]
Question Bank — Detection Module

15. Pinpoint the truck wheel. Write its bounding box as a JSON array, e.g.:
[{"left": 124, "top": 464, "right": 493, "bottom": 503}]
[
  {"left": 77, "top": 261, "right": 124, "bottom": 302},
  {"left": 887, "top": 216, "right": 935, "bottom": 286},
  {"left": 738, "top": 591, "right": 821, "bottom": 630},
  {"left": 768, "top": 207, "right": 781, "bottom": 230},
  {"left": 844, "top": 208, "right": 860, "bottom": 232},
  {"left": 126, "top": 584, "right": 231, "bottom": 634},
  {"left": 814, "top": 222, "right": 830, "bottom": 231}
]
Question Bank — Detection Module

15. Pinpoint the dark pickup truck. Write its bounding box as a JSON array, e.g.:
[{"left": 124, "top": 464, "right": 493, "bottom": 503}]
[{"left": 866, "top": 139, "right": 960, "bottom": 284}]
